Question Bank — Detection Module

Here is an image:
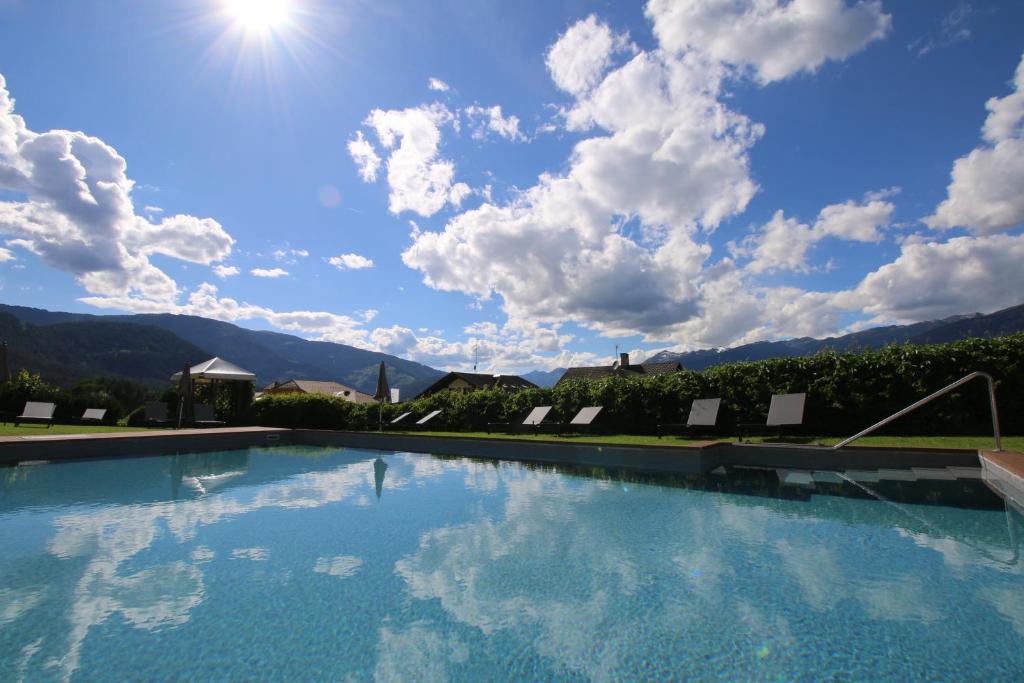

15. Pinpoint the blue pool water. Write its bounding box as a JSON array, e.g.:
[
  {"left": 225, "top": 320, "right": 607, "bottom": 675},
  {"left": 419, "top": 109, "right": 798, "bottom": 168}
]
[{"left": 1, "top": 446, "right": 1022, "bottom": 681}]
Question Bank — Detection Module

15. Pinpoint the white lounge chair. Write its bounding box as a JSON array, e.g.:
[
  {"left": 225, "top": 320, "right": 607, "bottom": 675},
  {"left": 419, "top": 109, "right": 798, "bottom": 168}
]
[
  {"left": 14, "top": 401, "right": 56, "bottom": 428},
  {"left": 193, "top": 404, "right": 225, "bottom": 427},
  {"left": 739, "top": 392, "right": 806, "bottom": 440},
  {"left": 80, "top": 408, "right": 107, "bottom": 423},
  {"left": 414, "top": 410, "right": 442, "bottom": 428},
  {"left": 558, "top": 406, "right": 603, "bottom": 434},
  {"left": 487, "top": 406, "right": 553, "bottom": 433},
  {"left": 389, "top": 411, "right": 413, "bottom": 427},
  {"left": 657, "top": 398, "right": 721, "bottom": 437}
]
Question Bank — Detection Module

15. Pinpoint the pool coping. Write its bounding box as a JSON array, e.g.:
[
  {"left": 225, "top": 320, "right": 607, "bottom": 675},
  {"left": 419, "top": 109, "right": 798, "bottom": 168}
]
[
  {"left": 0, "top": 426, "right": 988, "bottom": 476},
  {"left": 979, "top": 449, "right": 1024, "bottom": 515}
]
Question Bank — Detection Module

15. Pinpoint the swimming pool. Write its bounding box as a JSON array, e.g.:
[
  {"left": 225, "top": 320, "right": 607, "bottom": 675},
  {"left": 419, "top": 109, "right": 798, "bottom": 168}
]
[{"left": 1, "top": 446, "right": 1022, "bottom": 681}]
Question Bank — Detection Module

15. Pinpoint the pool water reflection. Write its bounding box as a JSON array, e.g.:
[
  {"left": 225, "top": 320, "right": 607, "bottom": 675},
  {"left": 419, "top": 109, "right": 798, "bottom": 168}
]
[{"left": 1, "top": 446, "right": 1022, "bottom": 681}]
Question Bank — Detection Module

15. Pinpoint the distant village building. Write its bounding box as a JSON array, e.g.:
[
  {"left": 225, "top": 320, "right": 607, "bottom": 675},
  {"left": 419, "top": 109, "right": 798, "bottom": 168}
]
[
  {"left": 415, "top": 372, "right": 537, "bottom": 399},
  {"left": 555, "top": 353, "right": 682, "bottom": 386},
  {"left": 261, "top": 379, "right": 376, "bottom": 404}
]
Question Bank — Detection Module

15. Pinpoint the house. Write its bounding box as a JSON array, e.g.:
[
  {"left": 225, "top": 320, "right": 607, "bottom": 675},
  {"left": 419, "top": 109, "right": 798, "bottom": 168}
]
[
  {"left": 555, "top": 353, "right": 682, "bottom": 386},
  {"left": 261, "top": 379, "right": 376, "bottom": 404},
  {"left": 414, "top": 371, "right": 537, "bottom": 399}
]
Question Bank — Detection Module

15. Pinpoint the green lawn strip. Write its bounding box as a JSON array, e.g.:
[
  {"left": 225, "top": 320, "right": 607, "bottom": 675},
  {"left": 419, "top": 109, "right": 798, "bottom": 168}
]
[
  {"left": 0, "top": 424, "right": 159, "bottom": 437},
  {"left": 388, "top": 430, "right": 1022, "bottom": 451}
]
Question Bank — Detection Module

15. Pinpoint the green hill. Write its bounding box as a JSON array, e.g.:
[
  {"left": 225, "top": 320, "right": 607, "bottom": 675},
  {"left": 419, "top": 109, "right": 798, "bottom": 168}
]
[{"left": 0, "top": 305, "right": 444, "bottom": 396}]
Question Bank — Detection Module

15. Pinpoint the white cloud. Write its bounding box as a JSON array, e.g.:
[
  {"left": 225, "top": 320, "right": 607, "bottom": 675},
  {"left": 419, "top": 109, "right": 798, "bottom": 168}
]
[
  {"left": 908, "top": 2, "right": 973, "bottom": 58},
  {"left": 834, "top": 233, "right": 1024, "bottom": 323},
  {"left": 428, "top": 77, "right": 450, "bottom": 92},
  {"left": 356, "top": 104, "right": 468, "bottom": 217},
  {"left": 926, "top": 53, "right": 1024, "bottom": 234},
  {"left": 143, "top": 205, "right": 163, "bottom": 213},
  {"left": 250, "top": 267, "right": 288, "bottom": 278},
  {"left": 0, "top": 246, "right": 14, "bottom": 262},
  {"left": 328, "top": 253, "right": 374, "bottom": 270},
  {"left": 545, "top": 14, "right": 633, "bottom": 96},
  {"left": 0, "top": 72, "right": 234, "bottom": 303},
  {"left": 464, "top": 105, "right": 524, "bottom": 142},
  {"left": 646, "top": 0, "right": 891, "bottom": 83},
  {"left": 347, "top": 130, "right": 381, "bottom": 183},
  {"left": 212, "top": 264, "right": 239, "bottom": 278},
  {"left": 735, "top": 195, "right": 895, "bottom": 273},
  {"left": 404, "top": 18, "right": 764, "bottom": 340}
]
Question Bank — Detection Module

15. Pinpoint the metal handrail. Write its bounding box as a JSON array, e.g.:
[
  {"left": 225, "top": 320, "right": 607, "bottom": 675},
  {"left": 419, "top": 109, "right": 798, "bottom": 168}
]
[{"left": 833, "top": 371, "right": 1002, "bottom": 451}]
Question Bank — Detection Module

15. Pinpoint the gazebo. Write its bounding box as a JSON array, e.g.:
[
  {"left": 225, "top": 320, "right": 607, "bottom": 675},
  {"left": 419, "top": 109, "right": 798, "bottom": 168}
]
[{"left": 171, "top": 357, "right": 257, "bottom": 425}]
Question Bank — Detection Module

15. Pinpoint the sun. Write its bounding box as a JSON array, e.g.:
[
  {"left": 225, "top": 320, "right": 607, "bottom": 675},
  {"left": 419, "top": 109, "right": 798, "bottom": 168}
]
[{"left": 223, "top": 0, "right": 291, "bottom": 33}]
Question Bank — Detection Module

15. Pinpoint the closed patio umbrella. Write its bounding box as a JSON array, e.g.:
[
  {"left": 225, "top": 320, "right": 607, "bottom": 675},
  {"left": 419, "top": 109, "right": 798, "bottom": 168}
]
[
  {"left": 177, "top": 363, "right": 193, "bottom": 429},
  {"left": 0, "top": 342, "right": 9, "bottom": 383},
  {"left": 373, "top": 361, "right": 390, "bottom": 431}
]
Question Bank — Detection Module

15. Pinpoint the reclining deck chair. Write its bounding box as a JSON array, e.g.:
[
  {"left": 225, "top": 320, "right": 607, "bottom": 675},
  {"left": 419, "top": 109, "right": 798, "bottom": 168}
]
[
  {"left": 558, "top": 406, "right": 603, "bottom": 435},
  {"left": 487, "top": 406, "right": 553, "bottom": 434},
  {"left": 657, "top": 398, "right": 721, "bottom": 438},
  {"left": 739, "top": 393, "right": 806, "bottom": 441},
  {"left": 193, "top": 404, "right": 226, "bottom": 427},
  {"left": 80, "top": 408, "right": 107, "bottom": 423},
  {"left": 14, "top": 401, "right": 56, "bottom": 428}
]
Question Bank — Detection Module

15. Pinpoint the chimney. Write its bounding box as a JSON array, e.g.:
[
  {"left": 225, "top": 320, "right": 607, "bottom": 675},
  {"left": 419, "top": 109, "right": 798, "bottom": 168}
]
[{"left": 619, "top": 352, "right": 629, "bottom": 368}]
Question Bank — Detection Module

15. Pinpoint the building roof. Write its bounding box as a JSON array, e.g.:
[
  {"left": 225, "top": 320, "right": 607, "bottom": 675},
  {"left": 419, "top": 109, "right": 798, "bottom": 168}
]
[
  {"left": 263, "top": 379, "right": 376, "bottom": 403},
  {"left": 555, "top": 361, "right": 682, "bottom": 386},
  {"left": 415, "top": 371, "right": 537, "bottom": 399},
  {"left": 171, "top": 357, "right": 257, "bottom": 382}
]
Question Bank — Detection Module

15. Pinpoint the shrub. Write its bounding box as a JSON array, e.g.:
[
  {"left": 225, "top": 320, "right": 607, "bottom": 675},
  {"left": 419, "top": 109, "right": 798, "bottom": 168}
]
[{"left": 247, "top": 334, "right": 1024, "bottom": 436}]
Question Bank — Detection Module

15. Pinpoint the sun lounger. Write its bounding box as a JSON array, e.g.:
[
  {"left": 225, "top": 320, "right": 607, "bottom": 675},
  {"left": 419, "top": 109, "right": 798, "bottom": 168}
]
[
  {"left": 558, "top": 406, "right": 603, "bottom": 435},
  {"left": 657, "top": 398, "right": 720, "bottom": 438},
  {"left": 80, "top": 408, "right": 107, "bottom": 423},
  {"left": 14, "top": 401, "right": 56, "bottom": 428},
  {"left": 193, "top": 404, "right": 225, "bottom": 427},
  {"left": 389, "top": 411, "right": 413, "bottom": 427},
  {"left": 487, "top": 406, "right": 553, "bottom": 433},
  {"left": 738, "top": 392, "right": 806, "bottom": 440},
  {"left": 145, "top": 402, "right": 171, "bottom": 425},
  {"left": 414, "top": 410, "right": 442, "bottom": 429}
]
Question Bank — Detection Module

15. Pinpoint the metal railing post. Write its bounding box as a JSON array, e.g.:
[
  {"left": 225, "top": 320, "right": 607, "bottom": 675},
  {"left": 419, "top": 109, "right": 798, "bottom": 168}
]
[{"left": 833, "top": 371, "right": 1002, "bottom": 451}]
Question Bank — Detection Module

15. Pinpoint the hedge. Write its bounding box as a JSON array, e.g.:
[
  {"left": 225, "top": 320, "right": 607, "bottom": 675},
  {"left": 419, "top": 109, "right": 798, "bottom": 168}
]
[{"left": 250, "top": 334, "right": 1024, "bottom": 436}]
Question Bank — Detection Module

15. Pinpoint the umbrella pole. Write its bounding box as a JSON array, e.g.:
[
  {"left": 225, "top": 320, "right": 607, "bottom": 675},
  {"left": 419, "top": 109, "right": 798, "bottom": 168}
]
[{"left": 378, "top": 399, "right": 383, "bottom": 431}]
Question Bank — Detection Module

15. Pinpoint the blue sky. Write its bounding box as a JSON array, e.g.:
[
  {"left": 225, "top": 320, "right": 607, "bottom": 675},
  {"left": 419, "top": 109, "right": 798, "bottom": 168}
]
[{"left": 1, "top": 0, "right": 1023, "bottom": 373}]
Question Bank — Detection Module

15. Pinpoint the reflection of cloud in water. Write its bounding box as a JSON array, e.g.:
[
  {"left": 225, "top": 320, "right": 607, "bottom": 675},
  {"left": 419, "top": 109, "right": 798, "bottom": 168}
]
[
  {"left": 33, "top": 457, "right": 391, "bottom": 682},
  {"left": 0, "top": 587, "right": 43, "bottom": 626},
  {"left": 374, "top": 621, "right": 467, "bottom": 683},
  {"left": 979, "top": 585, "right": 1024, "bottom": 641},
  {"left": 191, "top": 546, "right": 215, "bottom": 563},
  {"left": 231, "top": 547, "right": 269, "bottom": 561},
  {"left": 314, "top": 555, "right": 363, "bottom": 578}
]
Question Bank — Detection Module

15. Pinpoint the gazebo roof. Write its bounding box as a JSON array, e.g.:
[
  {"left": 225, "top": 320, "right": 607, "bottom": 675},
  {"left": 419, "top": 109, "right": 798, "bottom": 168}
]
[{"left": 171, "top": 357, "right": 257, "bottom": 382}]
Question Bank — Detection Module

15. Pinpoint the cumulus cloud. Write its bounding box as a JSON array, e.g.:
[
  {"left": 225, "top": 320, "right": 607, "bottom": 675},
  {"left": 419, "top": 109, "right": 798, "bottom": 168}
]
[
  {"left": 212, "top": 264, "right": 239, "bottom": 278},
  {"left": 463, "top": 105, "right": 524, "bottom": 142},
  {"left": 347, "top": 130, "right": 381, "bottom": 183},
  {"left": 328, "top": 253, "right": 374, "bottom": 270},
  {"left": 250, "top": 267, "right": 288, "bottom": 278},
  {"left": 646, "top": 0, "right": 891, "bottom": 83},
  {"left": 735, "top": 194, "right": 895, "bottom": 273},
  {"left": 545, "top": 14, "right": 634, "bottom": 96},
  {"left": 926, "top": 53, "right": 1024, "bottom": 234},
  {"left": 428, "top": 77, "right": 450, "bottom": 92},
  {"left": 403, "top": 16, "right": 766, "bottom": 340},
  {"left": 354, "top": 104, "right": 469, "bottom": 217},
  {"left": 0, "top": 73, "right": 234, "bottom": 303}
]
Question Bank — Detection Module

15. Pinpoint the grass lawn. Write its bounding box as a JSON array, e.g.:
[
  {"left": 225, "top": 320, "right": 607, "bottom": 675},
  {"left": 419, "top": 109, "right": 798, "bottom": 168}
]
[
  {"left": 0, "top": 424, "right": 158, "bottom": 437},
  {"left": 392, "top": 430, "right": 1022, "bottom": 451}
]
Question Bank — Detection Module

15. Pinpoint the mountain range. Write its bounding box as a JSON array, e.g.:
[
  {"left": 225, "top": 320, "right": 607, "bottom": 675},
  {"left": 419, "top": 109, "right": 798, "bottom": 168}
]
[
  {"left": 0, "top": 304, "right": 443, "bottom": 396},
  {"left": 642, "top": 302, "right": 1024, "bottom": 370},
  {"left": 2, "top": 301, "right": 1022, "bottom": 394}
]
